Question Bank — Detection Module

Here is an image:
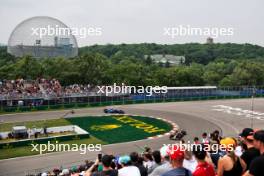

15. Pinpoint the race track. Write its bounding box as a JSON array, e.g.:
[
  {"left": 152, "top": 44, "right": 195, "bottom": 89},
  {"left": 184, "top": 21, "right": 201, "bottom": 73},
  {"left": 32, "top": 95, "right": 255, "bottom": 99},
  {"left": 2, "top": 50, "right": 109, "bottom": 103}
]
[{"left": 0, "top": 98, "right": 264, "bottom": 176}]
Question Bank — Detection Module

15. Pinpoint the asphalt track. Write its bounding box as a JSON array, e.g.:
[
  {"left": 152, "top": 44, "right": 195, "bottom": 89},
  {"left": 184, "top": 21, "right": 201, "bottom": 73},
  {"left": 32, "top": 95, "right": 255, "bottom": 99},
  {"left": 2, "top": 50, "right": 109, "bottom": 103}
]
[{"left": 0, "top": 98, "right": 264, "bottom": 176}]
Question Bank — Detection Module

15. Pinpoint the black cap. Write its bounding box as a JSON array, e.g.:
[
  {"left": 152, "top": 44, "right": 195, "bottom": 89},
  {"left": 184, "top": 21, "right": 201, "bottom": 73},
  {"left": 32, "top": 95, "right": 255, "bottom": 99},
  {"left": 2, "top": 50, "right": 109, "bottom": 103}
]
[
  {"left": 254, "top": 130, "right": 264, "bottom": 143},
  {"left": 240, "top": 128, "right": 254, "bottom": 137}
]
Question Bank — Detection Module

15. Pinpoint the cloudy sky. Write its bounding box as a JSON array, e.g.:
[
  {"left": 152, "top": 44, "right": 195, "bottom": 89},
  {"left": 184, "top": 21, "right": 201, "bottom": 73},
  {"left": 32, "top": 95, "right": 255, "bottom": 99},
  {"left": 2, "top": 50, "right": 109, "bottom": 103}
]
[{"left": 0, "top": 0, "right": 263, "bottom": 46}]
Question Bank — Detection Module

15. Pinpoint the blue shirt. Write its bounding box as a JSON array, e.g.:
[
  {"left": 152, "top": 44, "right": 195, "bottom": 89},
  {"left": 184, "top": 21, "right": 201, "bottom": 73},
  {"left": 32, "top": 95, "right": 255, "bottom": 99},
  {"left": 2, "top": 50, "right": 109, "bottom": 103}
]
[{"left": 161, "top": 167, "right": 192, "bottom": 176}]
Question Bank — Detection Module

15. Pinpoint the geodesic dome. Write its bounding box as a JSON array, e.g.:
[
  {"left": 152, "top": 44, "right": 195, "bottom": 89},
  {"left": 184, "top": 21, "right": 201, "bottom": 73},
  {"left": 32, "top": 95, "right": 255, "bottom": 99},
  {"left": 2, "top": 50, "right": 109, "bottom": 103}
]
[{"left": 8, "top": 16, "right": 78, "bottom": 58}]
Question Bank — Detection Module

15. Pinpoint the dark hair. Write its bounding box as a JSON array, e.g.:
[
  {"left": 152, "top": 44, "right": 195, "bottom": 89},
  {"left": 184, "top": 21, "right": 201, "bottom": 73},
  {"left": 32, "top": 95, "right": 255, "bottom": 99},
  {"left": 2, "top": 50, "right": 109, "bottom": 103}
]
[
  {"left": 102, "top": 155, "right": 112, "bottom": 167},
  {"left": 152, "top": 150, "right": 161, "bottom": 164},
  {"left": 193, "top": 145, "right": 206, "bottom": 160},
  {"left": 254, "top": 130, "right": 264, "bottom": 143},
  {"left": 144, "top": 153, "right": 153, "bottom": 161},
  {"left": 214, "top": 130, "right": 220, "bottom": 135},
  {"left": 130, "top": 152, "right": 139, "bottom": 163},
  {"left": 202, "top": 132, "right": 207, "bottom": 137},
  {"left": 194, "top": 137, "right": 199, "bottom": 141},
  {"left": 138, "top": 156, "right": 144, "bottom": 165}
]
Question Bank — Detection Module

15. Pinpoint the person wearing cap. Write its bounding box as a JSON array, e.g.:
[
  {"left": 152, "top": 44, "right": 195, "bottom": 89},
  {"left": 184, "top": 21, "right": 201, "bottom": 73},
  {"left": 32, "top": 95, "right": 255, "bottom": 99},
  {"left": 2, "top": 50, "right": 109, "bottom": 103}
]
[
  {"left": 240, "top": 128, "right": 260, "bottom": 171},
  {"left": 118, "top": 155, "right": 141, "bottom": 176},
  {"left": 243, "top": 130, "right": 264, "bottom": 176},
  {"left": 161, "top": 145, "right": 192, "bottom": 176},
  {"left": 217, "top": 137, "right": 246, "bottom": 176},
  {"left": 149, "top": 145, "right": 173, "bottom": 176}
]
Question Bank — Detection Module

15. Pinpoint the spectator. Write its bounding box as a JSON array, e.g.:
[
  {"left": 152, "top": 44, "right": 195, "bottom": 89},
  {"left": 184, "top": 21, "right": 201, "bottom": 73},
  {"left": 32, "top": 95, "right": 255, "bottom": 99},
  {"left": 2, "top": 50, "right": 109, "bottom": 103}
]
[
  {"left": 194, "top": 137, "right": 199, "bottom": 144},
  {"left": 162, "top": 145, "right": 192, "bottom": 176},
  {"left": 148, "top": 150, "right": 162, "bottom": 173},
  {"left": 210, "top": 141, "right": 225, "bottom": 169},
  {"left": 240, "top": 128, "right": 260, "bottom": 170},
  {"left": 130, "top": 152, "right": 148, "bottom": 176},
  {"left": 202, "top": 133, "right": 209, "bottom": 144},
  {"left": 149, "top": 145, "right": 172, "bottom": 176},
  {"left": 244, "top": 130, "right": 264, "bottom": 176},
  {"left": 183, "top": 149, "right": 197, "bottom": 173},
  {"left": 118, "top": 155, "right": 141, "bottom": 176},
  {"left": 85, "top": 155, "right": 118, "bottom": 176},
  {"left": 61, "top": 168, "right": 70, "bottom": 176},
  {"left": 192, "top": 144, "right": 215, "bottom": 176},
  {"left": 217, "top": 137, "right": 246, "bottom": 176},
  {"left": 143, "top": 153, "right": 155, "bottom": 173}
]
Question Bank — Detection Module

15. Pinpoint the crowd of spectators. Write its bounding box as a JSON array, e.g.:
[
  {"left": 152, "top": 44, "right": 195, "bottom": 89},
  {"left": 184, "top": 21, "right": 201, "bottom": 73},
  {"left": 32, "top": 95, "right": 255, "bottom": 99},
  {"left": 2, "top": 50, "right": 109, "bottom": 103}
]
[
  {"left": 31, "top": 128, "right": 264, "bottom": 176},
  {"left": 0, "top": 78, "right": 95, "bottom": 100},
  {"left": 0, "top": 79, "right": 42, "bottom": 100}
]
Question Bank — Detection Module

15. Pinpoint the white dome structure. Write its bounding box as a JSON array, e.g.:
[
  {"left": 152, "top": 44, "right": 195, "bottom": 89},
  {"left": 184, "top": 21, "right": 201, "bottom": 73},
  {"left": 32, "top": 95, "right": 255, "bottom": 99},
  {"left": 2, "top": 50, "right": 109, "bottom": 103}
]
[{"left": 8, "top": 16, "right": 78, "bottom": 58}]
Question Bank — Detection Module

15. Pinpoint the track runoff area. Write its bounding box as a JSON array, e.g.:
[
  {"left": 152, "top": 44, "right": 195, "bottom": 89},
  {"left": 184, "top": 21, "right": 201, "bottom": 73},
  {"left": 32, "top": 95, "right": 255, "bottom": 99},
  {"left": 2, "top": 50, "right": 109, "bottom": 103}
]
[{"left": 0, "top": 98, "right": 264, "bottom": 175}]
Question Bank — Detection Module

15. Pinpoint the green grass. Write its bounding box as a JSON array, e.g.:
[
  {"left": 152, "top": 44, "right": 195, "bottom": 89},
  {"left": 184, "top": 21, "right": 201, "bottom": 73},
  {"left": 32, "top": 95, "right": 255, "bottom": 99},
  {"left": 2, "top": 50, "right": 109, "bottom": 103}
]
[
  {"left": 0, "top": 136, "right": 105, "bottom": 160},
  {"left": 66, "top": 115, "right": 172, "bottom": 144},
  {"left": 0, "top": 118, "right": 71, "bottom": 132},
  {"left": 0, "top": 115, "right": 171, "bottom": 159}
]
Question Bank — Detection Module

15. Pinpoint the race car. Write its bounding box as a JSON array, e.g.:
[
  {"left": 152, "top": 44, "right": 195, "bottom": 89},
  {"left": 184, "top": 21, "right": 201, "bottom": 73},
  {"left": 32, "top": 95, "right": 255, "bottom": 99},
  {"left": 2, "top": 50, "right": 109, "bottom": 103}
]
[
  {"left": 169, "top": 129, "right": 187, "bottom": 141},
  {"left": 103, "top": 108, "right": 125, "bottom": 114}
]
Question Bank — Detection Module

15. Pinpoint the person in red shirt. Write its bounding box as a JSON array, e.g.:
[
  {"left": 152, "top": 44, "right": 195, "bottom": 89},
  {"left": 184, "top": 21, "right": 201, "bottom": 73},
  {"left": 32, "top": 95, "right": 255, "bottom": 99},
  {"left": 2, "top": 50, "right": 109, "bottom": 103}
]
[{"left": 193, "top": 144, "right": 215, "bottom": 176}]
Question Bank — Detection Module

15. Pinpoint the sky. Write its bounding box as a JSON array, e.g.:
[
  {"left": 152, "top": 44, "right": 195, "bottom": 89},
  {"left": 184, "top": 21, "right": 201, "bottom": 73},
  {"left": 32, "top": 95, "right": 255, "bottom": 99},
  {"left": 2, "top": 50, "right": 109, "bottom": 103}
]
[{"left": 0, "top": 0, "right": 263, "bottom": 47}]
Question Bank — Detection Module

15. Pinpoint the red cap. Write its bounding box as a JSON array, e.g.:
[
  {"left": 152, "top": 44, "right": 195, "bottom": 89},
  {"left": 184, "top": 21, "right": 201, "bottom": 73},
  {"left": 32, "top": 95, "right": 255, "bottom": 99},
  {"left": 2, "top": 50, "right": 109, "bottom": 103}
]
[{"left": 166, "top": 145, "right": 185, "bottom": 160}]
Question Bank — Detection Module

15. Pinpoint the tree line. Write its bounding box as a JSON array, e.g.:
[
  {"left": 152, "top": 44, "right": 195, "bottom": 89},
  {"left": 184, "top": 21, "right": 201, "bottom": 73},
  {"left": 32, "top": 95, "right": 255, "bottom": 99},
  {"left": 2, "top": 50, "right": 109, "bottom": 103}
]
[{"left": 0, "top": 43, "right": 264, "bottom": 87}]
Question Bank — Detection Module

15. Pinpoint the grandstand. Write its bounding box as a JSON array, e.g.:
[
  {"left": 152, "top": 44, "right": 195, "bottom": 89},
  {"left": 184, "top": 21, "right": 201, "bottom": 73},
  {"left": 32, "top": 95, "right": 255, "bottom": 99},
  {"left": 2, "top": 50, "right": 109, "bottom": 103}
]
[{"left": 1, "top": 80, "right": 264, "bottom": 111}]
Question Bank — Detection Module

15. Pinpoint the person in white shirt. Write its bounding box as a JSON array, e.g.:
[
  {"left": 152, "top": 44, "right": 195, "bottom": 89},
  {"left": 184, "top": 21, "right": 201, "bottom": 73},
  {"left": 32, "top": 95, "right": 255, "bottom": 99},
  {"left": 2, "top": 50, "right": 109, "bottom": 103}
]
[
  {"left": 183, "top": 150, "right": 198, "bottom": 173},
  {"left": 118, "top": 155, "right": 141, "bottom": 176},
  {"left": 143, "top": 153, "right": 155, "bottom": 173}
]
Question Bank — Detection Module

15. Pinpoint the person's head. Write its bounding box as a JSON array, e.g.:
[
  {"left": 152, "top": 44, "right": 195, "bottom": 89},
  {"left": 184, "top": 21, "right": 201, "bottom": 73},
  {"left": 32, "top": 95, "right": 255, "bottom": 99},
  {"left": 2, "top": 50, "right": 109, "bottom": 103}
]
[
  {"left": 202, "top": 132, "right": 207, "bottom": 138},
  {"left": 184, "top": 150, "right": 193, "bottom": 160},
  {"left": 101, "top": 155, "right": 113, "bottom": 168},
  {"left": 118, "top": 155, "right": 132, "bottom": 167},
  {"left": 71, "top": 166, "right": 78, "bottom": 173},
  {"left": 220, "top": 137, "right": 237, "bottom": 163},
  {"left": 220, "top": 137, "right": 237, "bottom": 152},
  {"left": 144, "top": 146, "right": 151, "bottom": 153},
  {"left": 152, "top": 150, "right": 162, "bottom": 164},
  {"left": 240, "top": 128, "right": 254, "bottom": 143},
  {"left": 167, "top": 145, "right": 185, "bottom": 168},
  {"left": 193, "top": 145, "right": 207, "bottom": 161},
  {"left": 214, "top": 130, "right": 220, "bottom": 136},
  {"left": 253, "top": 130, "right": 264, "bottom": 151},
  {"left": 194, "top": 137, "right": 199, "bottom": 143},
  {"left": 130, "top": 152, "right": 139, "bottom": 163},
  {"left": 143, "top": 153, "right": 153, "bottom": 161}
]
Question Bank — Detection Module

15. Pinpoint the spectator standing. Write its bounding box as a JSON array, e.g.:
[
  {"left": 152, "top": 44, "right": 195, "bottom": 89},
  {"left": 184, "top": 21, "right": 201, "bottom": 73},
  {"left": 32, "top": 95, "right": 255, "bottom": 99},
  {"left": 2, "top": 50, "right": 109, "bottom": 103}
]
[
  {"left": 85, "top": 155, "right": 118, "bottom": 176},
  {"left": 183, "top": 150, "right": 197, "bottom": 173},
  {"left": 192, "top": 145, "right": 215, "bottom": 176},
  {"left": 217, "top": 137, "right": 246, "bottom": 176},
  {"left": 149, "top": 146, "right": 172, "bottom": 176},
  {"left": 130, "top": 152, "right": 148, "bottom": 176},
  {"left": 244, "top": 130, "right": 264, "bottom": 176},
  {"left": 143, "top": 153, "right": 155, "bottom": 173},
  {"left": 162, "top": 145, "right": 192, "bottom": 176},
  {"left": 240, "top": 128, "right": 260, "bottom": 170},
  {"left": 118, "top": 155, "right": 141, "bottom": 176}
]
